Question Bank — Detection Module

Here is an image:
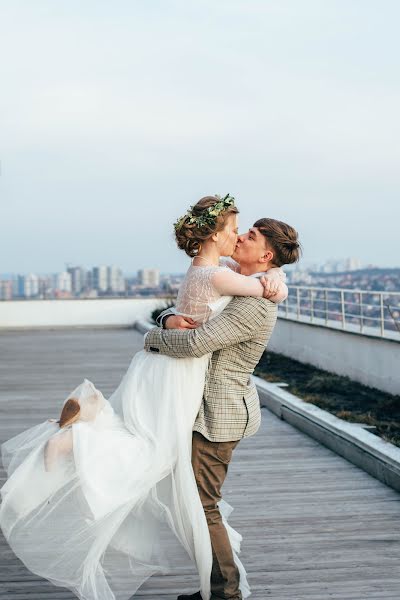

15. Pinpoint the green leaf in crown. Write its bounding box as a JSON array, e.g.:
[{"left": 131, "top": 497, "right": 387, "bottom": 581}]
[{"left": 173, "top": 194, "right": 235, "bottom": 231}]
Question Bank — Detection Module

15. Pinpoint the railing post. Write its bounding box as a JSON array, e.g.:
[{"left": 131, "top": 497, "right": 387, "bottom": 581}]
[
  {"left": 324, "top": 289, "right": 328, "bottom": 325},
  {"left": 285, "top": 295, "right": 289, "bottom": 318},
  {"left": 380, "top": 293, "right": 385, "bottom": 337},
  {"left": 310, "top": 288, "right": 314, "bottom": 322},
  {"left": 359, "top": 291, "right": 363, "bottom": 333},
  {"left": 296, "top": 288, "right": 300, "bottom": 320},
  {"left": 341, "top": 290, "right": 345, "bottom": 329}
]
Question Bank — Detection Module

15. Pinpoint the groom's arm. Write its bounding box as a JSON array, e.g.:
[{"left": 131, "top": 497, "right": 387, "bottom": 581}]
[{"left": 144, "top": 297, "right": 276, "bottom": 358}]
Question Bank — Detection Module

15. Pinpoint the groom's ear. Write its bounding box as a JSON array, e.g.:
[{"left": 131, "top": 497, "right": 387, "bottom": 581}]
[{"left": 260, "top": 249, "right": 274, "bottom": 263}]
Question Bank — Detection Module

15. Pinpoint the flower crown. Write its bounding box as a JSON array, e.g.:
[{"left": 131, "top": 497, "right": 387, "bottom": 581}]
[{"left": 174, "top": 194, "right": 236, "bottom": 231}]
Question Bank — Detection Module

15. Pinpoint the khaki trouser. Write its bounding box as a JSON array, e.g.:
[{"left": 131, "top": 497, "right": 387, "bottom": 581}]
[{"left": 192, "top": 432, "right": 242, "bottom": 600}]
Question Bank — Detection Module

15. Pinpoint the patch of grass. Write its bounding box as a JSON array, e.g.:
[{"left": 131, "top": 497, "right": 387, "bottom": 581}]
[{"left": 255, "top": 351, "right": 400, "bottom": 447}]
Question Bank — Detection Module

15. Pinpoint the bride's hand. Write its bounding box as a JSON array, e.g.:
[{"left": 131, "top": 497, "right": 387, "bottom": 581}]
[
  {"left": 260, "top": 276, "right": 280, "bottom": 299},
  {"left": 164, "top": 315, "right": 198, "bottom": 330}
]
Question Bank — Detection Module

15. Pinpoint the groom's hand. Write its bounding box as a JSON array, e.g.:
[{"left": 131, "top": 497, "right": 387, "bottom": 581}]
[{"left": 164, "top": 315, "right": 198, "bottom": 330}]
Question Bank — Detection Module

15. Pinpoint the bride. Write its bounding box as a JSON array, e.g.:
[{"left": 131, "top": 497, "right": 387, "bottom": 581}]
[{"left": 0, "top": 195, "right": 287, "bottom": 600}]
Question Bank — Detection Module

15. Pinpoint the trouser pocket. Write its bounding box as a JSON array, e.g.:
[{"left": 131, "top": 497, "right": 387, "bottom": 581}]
[{"left": 216, "top": 440, "right": 238, "bottom": 464}]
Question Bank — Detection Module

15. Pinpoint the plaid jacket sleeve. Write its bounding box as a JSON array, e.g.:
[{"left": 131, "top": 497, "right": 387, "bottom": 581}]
[
  {"left": 155, "top": 306, "right": 176, "bottom": 327},
  {"left": 144, "top": 297, "right": 274, "bottom": 358}
]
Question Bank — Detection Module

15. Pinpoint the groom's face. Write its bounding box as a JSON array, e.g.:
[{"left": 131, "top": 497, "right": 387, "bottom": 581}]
[{"left": 232, "top": 227, "right": 270, "bottom": 265}]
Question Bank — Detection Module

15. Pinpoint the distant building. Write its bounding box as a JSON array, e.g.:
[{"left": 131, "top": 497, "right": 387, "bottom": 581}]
[
  {"left": 107, "top": 266, "right": 125, "bottom": 293},
  {"left": 345, "top": 257, "right": 362, "bottom": 271},
  {"left": 138, "top": 268, "right": 160, "bottom": 288},
  {"left": 321, "top": 259, "right": 343, "bottom": 273},
  {"left": 92, "top": 266, "right": 108, "bottom": 292},
  {"left": 38, "top": 275, "right": 53, "bottom": 299},
  {"left": 67, "top": 266, "right": 86, "bottom": 295},
  {"left": 26, "top": 274, "right": 40, "bottom": 297},
  {"left": 15, "top": 275, "right": 25, "bottom": 297},
  {"left": 16, "top": 273, "right": 39, "bottom": 298},
  {"left": 86, "top": 269, "right": 93, "bottom": 290},
  {"left": 0, "top": 280, "right": 13, "bottom": 300},
  {"left": 53, "top": 271, "right": 72, "bottom": 293},
  {"left": 319, "top": 258, "right": 362, "bottom": 274}
]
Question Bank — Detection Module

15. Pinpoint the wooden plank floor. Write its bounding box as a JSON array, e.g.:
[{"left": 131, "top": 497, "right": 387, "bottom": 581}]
[{"left": 1, "top": 328, "right": 400, "bottom": 600}]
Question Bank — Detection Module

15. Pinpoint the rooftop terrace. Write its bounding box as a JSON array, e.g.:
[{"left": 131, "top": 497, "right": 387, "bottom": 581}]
[{"left": 1, "top": 328, "right": 400, "bottom": 599}]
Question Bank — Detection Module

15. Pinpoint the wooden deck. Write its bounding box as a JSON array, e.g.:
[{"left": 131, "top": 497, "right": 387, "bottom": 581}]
[{"left": 1, "top": 328, "right": 400, "bottom": 600}]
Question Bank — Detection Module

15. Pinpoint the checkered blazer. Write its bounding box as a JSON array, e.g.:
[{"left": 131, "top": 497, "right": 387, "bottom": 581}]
[{"left": 144, "top": 296, "right": 277, "bottom": 442}]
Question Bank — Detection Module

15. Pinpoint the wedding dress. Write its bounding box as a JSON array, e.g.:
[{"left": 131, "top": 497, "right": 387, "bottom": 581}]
[{"left": 0, "top": 263, "right": 270, "bottom": 600}]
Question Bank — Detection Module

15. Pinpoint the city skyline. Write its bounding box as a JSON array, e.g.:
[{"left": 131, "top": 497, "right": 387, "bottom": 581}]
[
  {"left": 2, "top": 260, "right": 399, "bottom": 304},
  {"left": 1, "top": 2, "right": 399, "bottom": 272},
  {"left": 2, "top": 256, "right": 399, "bottom": 299},
  {"left": 0, "top": 254, "right": 391, "bottom": 280},
  {"left": 0, "top": 265, "right": 168, "bottom": 301}
]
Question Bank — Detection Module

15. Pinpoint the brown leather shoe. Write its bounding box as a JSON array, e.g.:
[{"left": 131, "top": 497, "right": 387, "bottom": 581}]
[{"left": 177, "top": 594, "right": 242, "bottom": 600}]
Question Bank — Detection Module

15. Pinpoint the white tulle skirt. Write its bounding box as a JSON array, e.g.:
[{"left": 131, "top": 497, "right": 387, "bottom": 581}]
[{"left": 0, "top": 350, "right": 249, "bottom": 600}]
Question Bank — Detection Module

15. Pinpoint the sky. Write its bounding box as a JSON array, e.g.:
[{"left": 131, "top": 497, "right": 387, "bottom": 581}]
[{"left": 1, "top": 0, "right": 399, "bottom": 275}]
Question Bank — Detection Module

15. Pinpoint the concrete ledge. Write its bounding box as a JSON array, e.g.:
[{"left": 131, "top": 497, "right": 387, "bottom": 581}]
[
  {"left": 255, "top": 377, "right": 400, "bottom": 493},
  {"left": 135, "top": 320, "right": 400, "bottom": 493},
  {"left": 0, "top": 298, "right": 165, "bottom": 329}
]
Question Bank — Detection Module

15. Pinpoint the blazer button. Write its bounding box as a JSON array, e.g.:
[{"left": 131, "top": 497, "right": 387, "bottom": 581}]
[{"left": 149, "top": 346, "right": 160, "bottom": 353}]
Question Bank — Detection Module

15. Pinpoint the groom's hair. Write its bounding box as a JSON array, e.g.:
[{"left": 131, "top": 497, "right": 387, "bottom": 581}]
[{"left": 253, "top": 218, "right": 301, "bottom": 267}]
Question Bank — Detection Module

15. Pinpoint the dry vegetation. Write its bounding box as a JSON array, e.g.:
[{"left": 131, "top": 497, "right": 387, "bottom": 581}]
[{"left": 255, "top": 351, "right": 400, "bottom": 447}]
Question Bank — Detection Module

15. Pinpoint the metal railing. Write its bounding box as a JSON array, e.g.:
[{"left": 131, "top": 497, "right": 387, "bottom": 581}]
[{"left": 279, "top": 286, "right": 400, "bottom": 339}]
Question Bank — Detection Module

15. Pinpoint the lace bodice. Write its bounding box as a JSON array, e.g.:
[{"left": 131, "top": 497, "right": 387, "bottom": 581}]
[
  {"left": 175, "top": 265, "right": 231, "bottom": 324},
  {"left": 173, "top": 261, "right": 288, "bottom": 325}
]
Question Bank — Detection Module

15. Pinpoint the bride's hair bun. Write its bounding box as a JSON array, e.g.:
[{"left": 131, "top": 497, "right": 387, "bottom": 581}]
[
  {"left": 174, "top": 195, "right": 239, "bottom": 257},
  {"left": 253, "top": 218, "right": 302, "bottom": 266}
]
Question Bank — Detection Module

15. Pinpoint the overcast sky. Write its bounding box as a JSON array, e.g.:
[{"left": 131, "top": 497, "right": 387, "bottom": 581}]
[{"left": 1, "top": 0, "right": 399, "bottom": 275}]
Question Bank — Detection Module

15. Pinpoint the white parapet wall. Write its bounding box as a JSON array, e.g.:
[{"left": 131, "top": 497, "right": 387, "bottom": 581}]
[
  {"left": 268, "top": 317, "right": 400, "bottom": 396},
  {"left": 0, "top": 298, "right": 166, "bottom": 329}
]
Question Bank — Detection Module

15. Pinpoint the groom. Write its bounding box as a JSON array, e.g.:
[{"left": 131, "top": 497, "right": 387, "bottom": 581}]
[{"left": 145, "top": 218, "right": 300, "bottom": 600}]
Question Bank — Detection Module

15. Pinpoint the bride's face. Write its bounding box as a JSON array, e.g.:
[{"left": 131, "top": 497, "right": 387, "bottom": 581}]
[{"left": 216, "top": 214, "right": 239, "bottom": 257}]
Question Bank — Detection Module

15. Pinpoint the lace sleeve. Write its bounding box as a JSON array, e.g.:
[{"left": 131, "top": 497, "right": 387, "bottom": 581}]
[
  {"left": 175, "top": 263, "right": 287, "bottom": 323},
  {"left": 266, "top": 267, "right": 286, "bottom": 281},
  {"left": 175, "top": 265, "right": 230, "bottom": 324},
  {"left": 211, "top": 269, "right": 264, "bottom": 297},
  {"left": 211, "top": 267, "right": 288, "bottom": 303}
]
